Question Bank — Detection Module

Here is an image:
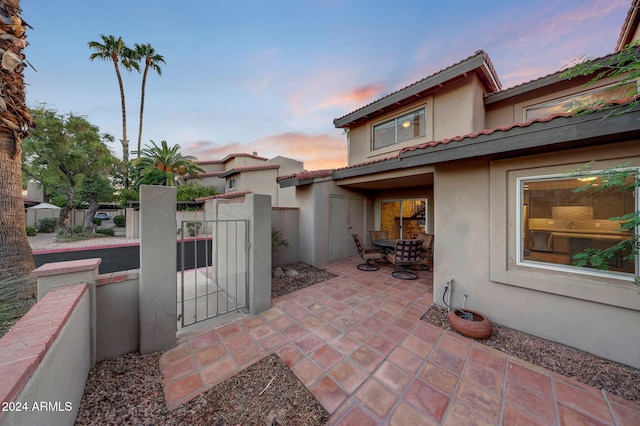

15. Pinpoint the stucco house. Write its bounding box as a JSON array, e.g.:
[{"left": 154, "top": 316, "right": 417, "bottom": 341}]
[
  {"left": 278, "top": 4, "right": 640, "bottom": 368},
  {"left": 187, "top": 152, "right": 304, "bottom": 206}
]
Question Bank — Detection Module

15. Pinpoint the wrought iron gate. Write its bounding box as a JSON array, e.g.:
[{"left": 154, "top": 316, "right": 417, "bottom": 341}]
[{"left": 178, "top": 219, "right": 249, "bottom": 327}]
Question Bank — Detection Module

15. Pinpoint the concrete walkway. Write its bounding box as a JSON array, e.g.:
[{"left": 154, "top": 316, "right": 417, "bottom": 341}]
[{"left": 160, "top": 257, "right": 640, "bottom": 425}]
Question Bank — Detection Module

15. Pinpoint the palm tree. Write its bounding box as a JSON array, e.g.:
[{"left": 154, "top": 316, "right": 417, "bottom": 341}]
[
  {"left": 88, "top": 34, "right": 139, "bottom": 186},
  {"left": 132, "top": 140, "right": 204, "bottom": 186},
  {"left": 133, "top": 43, "right": 165, "bottom": 158},
  {"left": 0, "top": 0, "right": 36, "bottom": 321}
]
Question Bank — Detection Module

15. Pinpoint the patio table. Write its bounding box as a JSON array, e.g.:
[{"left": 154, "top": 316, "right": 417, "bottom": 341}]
[{"left": 372, "top": 239, "right": 397, "bottom": 251}]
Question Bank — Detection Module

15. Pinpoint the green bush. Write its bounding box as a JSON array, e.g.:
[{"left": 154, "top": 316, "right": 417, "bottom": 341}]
[
  {"left": 272, "top": 228, "right": 289, "bottom": 252},
  {"left": 70, "top": 225, "right": 84, "bottom": 234},
  {"left": 93, "top": 217, "right": 102, "bottom": 226},
  {"left": 25, "top": 226, "right": 36, "bottom": 236},
  {"left": 113, "top": 215, "right": 126, "bottom": 227},
  {"left": 37, "top": 217, "right": 58, "bottom": 233},
  {"left": 186, "top": 221, "right": 202, "bottom": 237},
  {"left": 96, "top": 228, "right": 115, "bottom": 236}
]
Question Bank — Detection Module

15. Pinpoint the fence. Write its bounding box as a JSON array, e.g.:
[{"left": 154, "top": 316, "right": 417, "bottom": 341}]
[{"left": 178, "top": 219, "right": 249, "bottom": 327}]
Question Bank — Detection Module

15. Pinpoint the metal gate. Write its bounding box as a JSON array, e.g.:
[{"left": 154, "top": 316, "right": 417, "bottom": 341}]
[{"left": 178, "top": 219, "right": 249, "bottom": 327}]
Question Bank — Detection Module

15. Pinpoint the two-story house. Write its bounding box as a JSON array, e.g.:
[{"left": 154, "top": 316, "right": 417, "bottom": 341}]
[
  {"left": 187, "top": 152, "right": 304, "bottom": 207},
  {"left": 278, "top": 4, "right": 640, "bottom": 369}
]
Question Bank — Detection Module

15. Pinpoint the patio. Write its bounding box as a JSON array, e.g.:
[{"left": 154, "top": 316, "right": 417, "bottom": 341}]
[{"left": 160, "top": 256, "right": 639, "bottom": 425}]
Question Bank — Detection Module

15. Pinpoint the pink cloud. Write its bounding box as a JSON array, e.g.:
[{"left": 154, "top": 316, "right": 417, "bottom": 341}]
[
  {"left": 319, "top": 83, "right": 385, "bottom": 110},
  {"left": 185, "top": 131, "right": 347, "bottom": 171}
]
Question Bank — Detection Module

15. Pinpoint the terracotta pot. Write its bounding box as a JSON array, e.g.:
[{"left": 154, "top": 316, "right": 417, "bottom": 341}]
[{"left": 448, "top": 308, "right": 492, "bottom": 339}]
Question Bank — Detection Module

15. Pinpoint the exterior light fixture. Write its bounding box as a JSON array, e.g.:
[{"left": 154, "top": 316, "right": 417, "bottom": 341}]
[{"left": 401, "top": 121, "right": 411, "bottom": 128}]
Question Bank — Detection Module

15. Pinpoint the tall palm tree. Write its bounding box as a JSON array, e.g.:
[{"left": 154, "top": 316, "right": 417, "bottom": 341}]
[
  {"left": 133, "top": 140, "right": 204, "bottom": 186},
  {"left": 133, "top": 43, "right": 165, "bottom": 158},
  {"left": 88, "top": 34, "right": 139, "bottom": 186},
  {"left": 0, "top": 0, "right": 36, "bottom": 319}
]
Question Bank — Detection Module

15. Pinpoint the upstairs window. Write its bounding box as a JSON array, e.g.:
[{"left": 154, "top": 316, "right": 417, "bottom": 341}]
[
  {"left": 228, "top": 177, "right": 236, "bottom": 190},
  {"left": 524, "top": 82, "right": 637, "bottom": 121},
  {"left": 373, "top": 108, "right": 425, "bottom": 150}
]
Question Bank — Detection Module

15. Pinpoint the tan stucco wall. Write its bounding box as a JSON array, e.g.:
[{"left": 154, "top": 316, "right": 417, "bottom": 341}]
[
  {"left": 295, "top": 179, "right": 372, "bottom": 266},
  {"left": 347, "top": 74, "right": 487, "bottom": 166},
  {"left": 434, "top": 141, "right": 640, "bottom": 369}
]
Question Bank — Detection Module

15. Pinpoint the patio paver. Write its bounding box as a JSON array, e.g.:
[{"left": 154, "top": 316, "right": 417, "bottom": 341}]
[{"left": 160, "top": 256, "right": 640, "bottom": 424}]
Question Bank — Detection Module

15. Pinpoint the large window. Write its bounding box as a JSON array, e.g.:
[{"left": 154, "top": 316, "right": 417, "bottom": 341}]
[
  {"left": 519, "top": 172, "right": 637, "bottom": 276},
  {"left": 379, "top": 198, "right": 427, "bottom": 239},
  {"left": 373, "top": 108, "right": 425, "bottom": 150},
  {"left": 525, "top": 82, "right": 637, "bottom": 121}
]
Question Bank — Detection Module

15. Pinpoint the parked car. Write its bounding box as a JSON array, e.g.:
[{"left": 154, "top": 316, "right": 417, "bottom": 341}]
[{"left": 95, "top": 212, "right": 111, "bottom": 220}]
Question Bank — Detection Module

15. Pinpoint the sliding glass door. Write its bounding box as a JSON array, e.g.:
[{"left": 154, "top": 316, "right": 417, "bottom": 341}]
[{"left": 379, "top": 198, "right": 427, "bottom": 239}]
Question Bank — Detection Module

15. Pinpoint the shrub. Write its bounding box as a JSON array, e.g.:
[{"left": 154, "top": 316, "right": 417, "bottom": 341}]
[
  {"left": 186, "top": 221, "right": 202, "bottom": 237},
  {"left": 37, "top": 217, "right": 58, "bottom": 233},
  {"left": 113, "top": 215, "right": 126, "bottom": 227},
  {"left": 70, "top": 224, "right": 84, "bottom": 234},
  {"left": 25, "top": 226, "right": 36, "bottom": 236},
  {"left": 93, "top": 217, "right": 102, "bottom": 226},
  {"left": 272, "top": 228, "right": 289, "bottom": 252},
  {"left": 96, "top": 228, "right": 115, "bottom": 236}
]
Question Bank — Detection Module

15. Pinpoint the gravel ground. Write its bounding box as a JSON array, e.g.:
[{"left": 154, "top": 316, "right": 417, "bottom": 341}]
[
  {"left": 29, "top": 233, "right": 139, "bottom": 251},
  {"left": 422, "top": 305, "right": 640, "bottom": 403},
  {"left": 75, "top": 353, "right": 329, "bottom": 426}
]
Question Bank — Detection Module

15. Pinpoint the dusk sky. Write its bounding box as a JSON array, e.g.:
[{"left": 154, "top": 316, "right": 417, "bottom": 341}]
[{"left": 22, "top": 0, "right": 630, "bottom": 170}]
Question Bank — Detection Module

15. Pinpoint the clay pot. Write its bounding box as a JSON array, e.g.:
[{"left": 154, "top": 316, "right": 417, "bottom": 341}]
[{"left": 448, "top": 308, "right": 492, "bottom": 339}]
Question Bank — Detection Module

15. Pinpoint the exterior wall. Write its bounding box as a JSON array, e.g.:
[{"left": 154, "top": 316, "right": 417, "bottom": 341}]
[
  {"left": 348, "top": 97, "right": 433, "bottom": 165},
  {"left": 197, "top": 161, "right": 224, "bottom": 174},
  {"left": 295, "top": 179, "right": 372, "bottom": 266},
  {"left": 432, "top": 75, "right": 486, "bottom": 142},
  {"left": 271, "top": 207, "right": 300, "bottom": 266},
  {"left": 347, "top": 74, "right": 487, "bottom": 166},
  {"left": 434, "top": 141, "right": 640, "bottom": 369},
  {"left": 268, "top": 156, "right": 304, "bottom": 207},
  {"left": 485, "top": 76, "right": 621, "bottom": 129},
  {"left": 224, "top": 155, "right": 265, "bottom": 170}
]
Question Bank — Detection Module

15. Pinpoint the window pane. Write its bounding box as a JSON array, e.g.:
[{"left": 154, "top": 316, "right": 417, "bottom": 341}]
[
  {"left": 373, "top": 119, "right": 396, "bottom": 150},
  {"left": 521, "top": 175, "right": 636, "bottom": 275},
  {"left": 396, "top": 109, "right": 425, "bottom": 143}
]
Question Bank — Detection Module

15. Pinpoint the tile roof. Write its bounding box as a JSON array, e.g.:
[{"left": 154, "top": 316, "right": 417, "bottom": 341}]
[
  {"left": 220, "top": 153, "right": 268, "bottom": 162},
  {"left": 276, "top": 169, "right": 333, "bottom": 182},
  {"left": 333, "top": 94, "right": 640, "bottom": 173},
  {"left": 219, "top": 164, "right": 280, "bottom": 178},
  {"left": 616, "top": 0, "right": 640, "bottom": 52},
  {"left": 334, "top": 50, "right": 501, "bottom": 128},
  {"left": 196, "top": 190, "right": 252, "bottom": 202}
]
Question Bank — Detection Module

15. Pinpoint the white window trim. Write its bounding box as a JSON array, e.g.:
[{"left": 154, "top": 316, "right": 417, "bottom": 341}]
[
  {"left": 489, "top": 153, "right": 640, "bottom": 312},
  {"left": 515, "top": 172, "right": 638, "bottom": 281}
]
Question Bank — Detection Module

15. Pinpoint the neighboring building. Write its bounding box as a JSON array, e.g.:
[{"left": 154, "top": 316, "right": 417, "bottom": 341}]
[
  {"left": 278, "top": 3, "right": 640, "bottom": 369},
  {"left": 187, "top": 153, "right": 304, "bottom": 206}
]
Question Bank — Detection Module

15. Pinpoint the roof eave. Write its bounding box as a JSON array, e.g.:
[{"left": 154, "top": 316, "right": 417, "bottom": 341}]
[
  {"left": 334, "top": 52, "right": 498, "bottom": 128},
  {"left": 333, "top": 106, "right": 640, "bottom": 180}
]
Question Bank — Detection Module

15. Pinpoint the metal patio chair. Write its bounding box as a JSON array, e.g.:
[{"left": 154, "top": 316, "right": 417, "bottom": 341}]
[
  {"left": 352, "top": 233, "right": 384, "bottom": 271},
  {"left": 388, "top": 239, "right": 424, "bottom": 280}
]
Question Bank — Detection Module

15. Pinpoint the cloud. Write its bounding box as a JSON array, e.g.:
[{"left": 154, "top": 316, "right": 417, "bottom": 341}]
[
  {"left": 185, "top": 131, "right": 347, "bottom": 171},
  {"left": 319, "top": 83, "right": 385, "bottom": 110}
]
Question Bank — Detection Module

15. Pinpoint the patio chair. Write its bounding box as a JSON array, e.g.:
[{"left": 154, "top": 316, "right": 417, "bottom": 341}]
[
  {"left": 352, "top": 233, "right": 384, "bottom": 271},
  {"left": 388, "top": 239, "right": 424, "bottom": 280},
  {"left": 415, "top": 233, "right": 434, "bottom": 270},
  {"left": 369, "top": 230, "right": 389, "bottom": 241}
]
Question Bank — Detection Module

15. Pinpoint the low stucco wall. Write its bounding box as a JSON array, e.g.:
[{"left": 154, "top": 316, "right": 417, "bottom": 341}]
[
  {"left": 96, "top": 271, "right": 140, "bottom": 361},
  {"left": 0, "top": 284, "right": 91, "bottom": 426}
]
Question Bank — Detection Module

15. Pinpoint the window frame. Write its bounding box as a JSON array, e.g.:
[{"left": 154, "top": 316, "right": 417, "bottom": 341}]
[
  {"left": 228, "top": 177, "right": 236, "bottom": 190},
  {"left": 523, "top": 81, "right": 638, "bottom": 121},
  {"left": 372, "top": 107, "right": 426, "bottom": 150},
  {"left": 515, "top": 170, "right": 638, "bottom": 280}
]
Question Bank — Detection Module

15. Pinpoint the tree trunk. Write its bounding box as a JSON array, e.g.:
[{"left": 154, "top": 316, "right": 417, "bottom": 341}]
[
  {"left": 137, "top": 64, "right": 149, "bottom": 158},
  {"left": 112, "top": 55, "right": 129, "bottom": 187},
  {"left": 83, "top": 199, "right": 100, "bottom": 232},
  {"left": 0, "top": 0, "right": 36, "bottom": 316}
]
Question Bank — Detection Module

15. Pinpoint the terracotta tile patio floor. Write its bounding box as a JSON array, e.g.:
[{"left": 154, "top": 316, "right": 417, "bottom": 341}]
[{"left": 160, "top": 256, "right": 640, "bottom": 425}]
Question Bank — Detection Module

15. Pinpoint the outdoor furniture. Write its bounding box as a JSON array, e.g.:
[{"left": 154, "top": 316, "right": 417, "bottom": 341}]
[
  {"left": 369, "top": 230, "right": 389, "bottom": 241},
  {"left": 415, "top": 233, "right": 434, "bottom": 270},
  {"left": 352, "top": 233, "right": 384, "bottom": 271},
  {"left": 387, "top": 239, "right": 424, "bottom": 280}
]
